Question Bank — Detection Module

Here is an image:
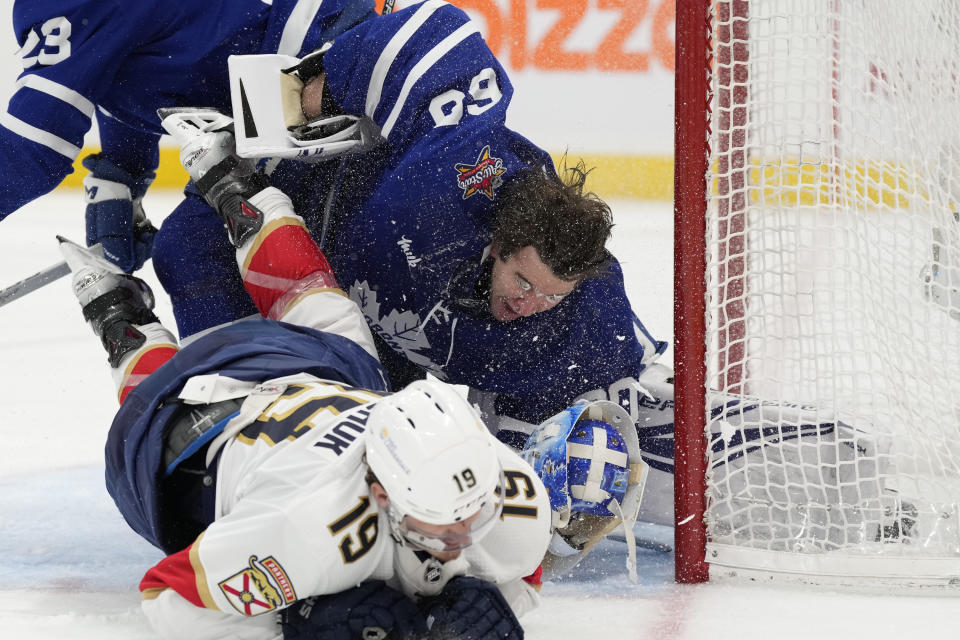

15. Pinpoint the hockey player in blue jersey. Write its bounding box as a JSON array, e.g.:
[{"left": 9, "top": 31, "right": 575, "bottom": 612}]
[
  {"left": 151, "top": 0, "right": 678, "bottom": 531},
  {"left": 2, "top": 0, "right": 378, "bottom": 272}
]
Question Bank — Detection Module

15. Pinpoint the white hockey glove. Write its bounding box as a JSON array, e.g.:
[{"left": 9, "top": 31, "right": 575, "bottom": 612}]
[{"left": 227, "top": 51, "right": 381, "bottom": 162}]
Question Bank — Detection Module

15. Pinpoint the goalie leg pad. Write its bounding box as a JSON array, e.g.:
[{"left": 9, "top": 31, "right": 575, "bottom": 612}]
[{"left": 419, "top": 576, "right": 523, "bottom": 640}]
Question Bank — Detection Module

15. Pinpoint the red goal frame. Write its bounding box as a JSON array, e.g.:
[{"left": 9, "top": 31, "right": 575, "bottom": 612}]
[
  {"left": 673, "top": 0, "right": 751, "bottom": 584},
  {"left": 673, "top": 0, "right": 711, "bottom": 584}
]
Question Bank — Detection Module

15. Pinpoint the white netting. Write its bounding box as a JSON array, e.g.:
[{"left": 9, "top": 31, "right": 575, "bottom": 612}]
[{"left": 704, "top": 0, "right": 960, "bottom": 581}]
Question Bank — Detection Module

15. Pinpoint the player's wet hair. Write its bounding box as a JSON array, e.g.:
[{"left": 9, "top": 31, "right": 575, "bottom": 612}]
[
  {"left": 491, "top": 158, "right": 613, "bottom": 281},
  {"left": 364, "top": 464, "right": 379, "bottom": 487}
]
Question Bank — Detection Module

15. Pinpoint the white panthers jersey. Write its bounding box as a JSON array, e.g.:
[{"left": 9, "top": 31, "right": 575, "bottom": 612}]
[{"left": 140, "top": 378, "right": 551, "bottom": 640}]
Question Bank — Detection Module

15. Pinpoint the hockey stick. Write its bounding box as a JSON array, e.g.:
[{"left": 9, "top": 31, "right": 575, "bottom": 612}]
[
  {"left": 0, "top": 259, "right": 72, "bottom": 308},
  {"left": 0, "top": 243, "right": 106, "bottom": 309}
]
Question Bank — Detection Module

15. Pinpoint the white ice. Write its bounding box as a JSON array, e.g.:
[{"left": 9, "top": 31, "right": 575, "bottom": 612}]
[{"left": 1, "top": 192, "right": 959, "bottom": 639}]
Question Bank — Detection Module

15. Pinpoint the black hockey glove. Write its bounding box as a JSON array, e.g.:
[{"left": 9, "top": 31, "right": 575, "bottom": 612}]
[
  {"left": 419, "top": 577, "right": 523, "bottom": 640},
  {"left": 281, "top": 581, "right": 428, "bottom": 640}
]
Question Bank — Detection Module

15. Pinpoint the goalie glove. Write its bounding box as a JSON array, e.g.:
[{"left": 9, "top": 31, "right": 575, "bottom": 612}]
[
  {"left": 82, "top": 154, "right": 157, "bottom": 273},
  {"left": 283, "top": 47, "right": 378, "bottom": 146}
]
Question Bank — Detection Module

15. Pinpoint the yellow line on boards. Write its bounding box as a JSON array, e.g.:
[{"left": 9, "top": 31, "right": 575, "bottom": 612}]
[{"left": 60, "top": 148, "right": 676, "bottom": 201}]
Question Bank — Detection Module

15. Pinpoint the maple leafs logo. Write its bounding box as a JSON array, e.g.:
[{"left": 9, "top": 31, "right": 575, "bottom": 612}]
[
  {"left": 455, "top": 145, "right": 506, "bottom": 200},
  {"left": 349, "top": 282, "right": 444, "bottom": 377}
]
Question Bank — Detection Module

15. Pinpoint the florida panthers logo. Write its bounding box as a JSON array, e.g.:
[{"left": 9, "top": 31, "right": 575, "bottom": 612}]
[
  {"left": 455, "top": 145, "right": 506, "bottom": 200},
  {"left": 218, "top": 555, "right": 296, "bottom": 616}
]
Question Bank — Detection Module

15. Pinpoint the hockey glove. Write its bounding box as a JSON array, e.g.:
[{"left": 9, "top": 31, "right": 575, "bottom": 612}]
[
  {"left": 281, "top": 580, "right": 428, "bottom": 640},
  {"left": 82, "top": 154, "right": 157, "bottom": 273},
  {"left": 419, "top": 577, "right": 523, "bottom": 640}
]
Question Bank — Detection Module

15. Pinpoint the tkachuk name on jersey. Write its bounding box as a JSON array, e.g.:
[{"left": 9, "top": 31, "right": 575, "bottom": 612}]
[
  {"left": 313, "top": 405, "right": 374, "bottom": 456},
  {"left": 455, "top": 145, "right": 506, "bottom": 200}
]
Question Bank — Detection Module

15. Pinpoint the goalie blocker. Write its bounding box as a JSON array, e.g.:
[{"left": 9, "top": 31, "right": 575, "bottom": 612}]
[{"left": 226, "top": 52, "right": 381, "bottom": 161}]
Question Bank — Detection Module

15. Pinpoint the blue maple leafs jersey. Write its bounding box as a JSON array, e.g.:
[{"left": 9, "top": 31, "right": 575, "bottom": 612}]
[
  {"left": 1, "top": 0, "right": 377, "bottom": 217},
  {"left": 314, "top": 1, "right": 668, "bottom": 426}
]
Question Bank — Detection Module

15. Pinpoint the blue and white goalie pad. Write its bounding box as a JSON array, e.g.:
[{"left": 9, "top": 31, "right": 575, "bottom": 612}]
[{"left": 521, "top": 399, "right": 649, "bottom": 581}]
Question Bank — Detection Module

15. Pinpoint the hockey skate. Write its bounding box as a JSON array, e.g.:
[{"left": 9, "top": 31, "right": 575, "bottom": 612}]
[
  {"left": 158, "top": 108, "right": 269, "bottom": 246},
  {"left": 877, "top": 498, "right": 919, "bottom": 543},
  {"left": 59, "top": 236, "right": 158, "bottom": 366}
]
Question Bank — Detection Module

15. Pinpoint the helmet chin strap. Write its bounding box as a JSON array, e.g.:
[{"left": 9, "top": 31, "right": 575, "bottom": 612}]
[
  {"left": 385, "top": 503, "right": 413, "bottom": 548},
  {"left": 609, "top": 498, "right": 638, "bottom": 583}
]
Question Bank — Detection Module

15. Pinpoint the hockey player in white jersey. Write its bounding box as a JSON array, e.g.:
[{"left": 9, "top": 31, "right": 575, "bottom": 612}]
[{"left": 57, "top": 113, "right": 551, "bottom": 640}]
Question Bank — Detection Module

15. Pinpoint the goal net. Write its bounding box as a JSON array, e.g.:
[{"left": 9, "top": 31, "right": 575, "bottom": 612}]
[{"left": 674, "top": 0, "right": 960, "bottom": 586}]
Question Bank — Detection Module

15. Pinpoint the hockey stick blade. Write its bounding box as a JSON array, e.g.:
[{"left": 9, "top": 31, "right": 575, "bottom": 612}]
[{"left": 0, "top": 259, "right": 71, "bottom": 308}]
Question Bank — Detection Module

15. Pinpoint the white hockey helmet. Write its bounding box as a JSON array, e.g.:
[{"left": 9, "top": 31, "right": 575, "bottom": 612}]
[{"left": 364, "top": 379, "right": 504, "bottom": 552}]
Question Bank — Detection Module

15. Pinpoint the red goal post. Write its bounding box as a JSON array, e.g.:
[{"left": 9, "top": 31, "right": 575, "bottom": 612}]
[
  {"left": 674, "top": 0, "right": 960, "bottom": 586},
  {"left": 673, "top": 0, "right": 712, "bottom": 585}
]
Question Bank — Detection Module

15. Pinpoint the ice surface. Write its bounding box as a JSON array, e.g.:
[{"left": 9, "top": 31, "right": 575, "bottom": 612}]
[{"left": 2, "top": 193, "right": 959, "bottom": 638}]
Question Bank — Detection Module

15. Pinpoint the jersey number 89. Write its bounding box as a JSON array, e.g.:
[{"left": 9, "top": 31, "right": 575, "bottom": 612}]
[{"left": 429, "top": 67, "right": 502, "bottom": 128}]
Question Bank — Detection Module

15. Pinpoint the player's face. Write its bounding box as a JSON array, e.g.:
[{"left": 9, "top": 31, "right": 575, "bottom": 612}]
[
  {"left": 371, "top": 483, "right": 497, "bottom": 561},
  {"left": 300, "top": 75, "right": 327, "bottom": 120},
  {"left": 402, "top": 510, "right": 484, "bottom": 561},
  {"left": 488, "top": 245, "right": 578, "bottom": 322}
]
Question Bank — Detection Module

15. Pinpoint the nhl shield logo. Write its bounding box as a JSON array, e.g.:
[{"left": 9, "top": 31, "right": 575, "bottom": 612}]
[
  {"left": 455, "top": 145, "right": 506, "bottom": 200},
  {"left": 218, "top": 555, "right": 297, "bottom": 616},
  {"left": 423, "top": 557, "right": 444, "bottom": 584}
]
